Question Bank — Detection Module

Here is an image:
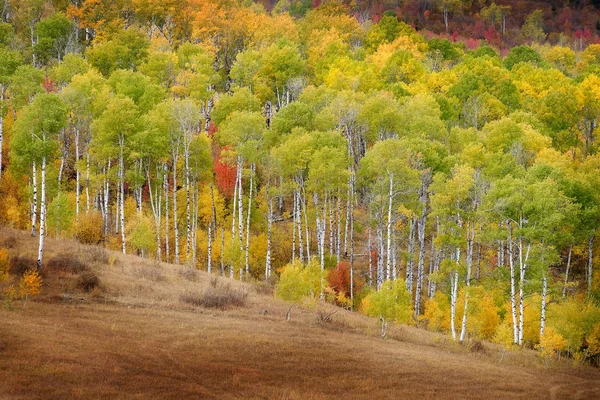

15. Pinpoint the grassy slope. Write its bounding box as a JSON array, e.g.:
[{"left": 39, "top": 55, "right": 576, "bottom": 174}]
[{"left": 0, "top": 227, "right": 599, "bottom": 400}]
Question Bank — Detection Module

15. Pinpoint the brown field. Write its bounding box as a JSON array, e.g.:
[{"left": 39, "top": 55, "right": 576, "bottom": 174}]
[{"left": 0, "top": 227, "right": 599, "bottom": 400}]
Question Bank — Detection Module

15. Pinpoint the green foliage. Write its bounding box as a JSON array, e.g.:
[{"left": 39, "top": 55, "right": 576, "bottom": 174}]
[
  {"left": 361, "top": 279, "right": 413, "bottom": 324},
  {"left": 86, "top": 28, "right": 150, "bottom": 76},
  {"left": 275, "top": 260, "right": 322, "bottom": 303},
  {"left": 33, "top": 12, "right": 73, "bottom": 65},
  {"left": 47, "top": 192, "right": 75, "bottom": 237},
  {"left": 503, "top": 45, "right": 542, "bottom": 70},
  {"left": 127, "top": 213, "right": 157, "bottom": 256}
]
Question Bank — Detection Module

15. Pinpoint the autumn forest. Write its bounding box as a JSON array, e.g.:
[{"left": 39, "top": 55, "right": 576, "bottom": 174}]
[{"left": 0, "top": 0, "right": 600, "bottom": 372}]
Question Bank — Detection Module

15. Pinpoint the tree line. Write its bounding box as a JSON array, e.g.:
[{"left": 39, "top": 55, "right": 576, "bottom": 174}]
[{"left": 0, "top": 0, "right": 599, "bottom": 362}]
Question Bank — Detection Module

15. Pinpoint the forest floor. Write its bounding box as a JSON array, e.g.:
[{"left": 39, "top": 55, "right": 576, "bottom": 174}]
[{"left": 0, "top": 227, "right": 599, "bottom": 399}]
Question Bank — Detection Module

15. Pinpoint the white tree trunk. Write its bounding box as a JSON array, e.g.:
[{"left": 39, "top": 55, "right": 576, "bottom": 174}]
[
  {"left": 406, "top": 217, "right": 416, "bottom": 293},
  {"left": 349, "top": 173, "right": 355, "bottom": 309},
  {"left": 540, "top": 276, "right": 548, "bottom": 338},
  {"left": 415, "top": 214, "right": 427, "bottom": 315},
  {"left": 292, "top": 188, "right": 296, "bottom": 262},
  {"left": 450, "top": 246, "right": 460, "bottom": 341},
  {"left": 207, "top": 222, "right": 212, "bottom": 273},
  {"left": 459, "top": 223, "right": 475, "bottom": 342},
  {"left": 172, "top": 149, "right": 179, "bottom": 264},
  {"left": 386, "top": 173, "right": 394, "bottom": 281},
  {"left": 506, "top": 223, "right": 519, "bottom": 343},
  {"left": 75, "top": 129, "right": 80, "bottom": 220},
  {"left": 588, "top": 235, "right": 594, "bottom": 295},
  {"left": 265, "top": 193, "right": 272, "bottom": 279},
  {"left": 563, "top": 244, "right": 573, "bottom": 298},
  {"left": 185, "top": 148, "right": 191, "bottom": 260},
  {"left": 86, "top": 153, "right": 90, "bottom": 212},
  {"left": 31, "top": 161, "right": 37, "bottom": 237},
  {"left": 244, "top": 163, "right": 254, "bottom": 277},
  {"left": 296, "top": 188, "right": 304, "bottom": 262},
  {"left": 119, "top": 146, "right": 126, "bottom": 255},
  {"left": 36, "top": 156, "right": 46, "bottom": 270},
  {"left": 238, "top": 159, "right": 244, "bottom": 250},
  {"left": 147, "top": 168, "right": 162, "bottom": 261},
  {"left": 376, "top": 221, "right": 384, "bottom": 290},
  {"left": 164, "top": 164, "right": 170, "bottom": 261},
  {"left": 517, "top": 229, "right": 531, "bottom": 346}
]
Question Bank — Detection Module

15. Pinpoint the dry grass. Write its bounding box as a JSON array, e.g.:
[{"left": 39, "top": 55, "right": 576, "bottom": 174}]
[
  {"left": 180, "top": 280, "right": 247, "bottom": 310},
  {"left": 0, "top": 226, "right": 599, "bottom": 399}
]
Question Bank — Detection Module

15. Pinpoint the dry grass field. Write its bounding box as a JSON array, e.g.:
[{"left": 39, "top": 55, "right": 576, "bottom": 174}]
[{"left": 0, "top": 227, "right": 599, "bottom": 400}]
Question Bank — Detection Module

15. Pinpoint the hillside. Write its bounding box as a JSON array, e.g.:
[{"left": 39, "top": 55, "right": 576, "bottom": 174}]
[{"left": 1, "top": 227, "right": 599, "bottom": 400}]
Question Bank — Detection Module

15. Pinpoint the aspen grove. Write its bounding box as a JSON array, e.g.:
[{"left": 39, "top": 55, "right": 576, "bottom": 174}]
[{"left": 1, "top": 0, "right": 600, "bottom": 363}]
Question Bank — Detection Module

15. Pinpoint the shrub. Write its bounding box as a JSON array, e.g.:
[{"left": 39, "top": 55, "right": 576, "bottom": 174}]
[
  {"left": 361, "top": 279, "right": 413, "bottom": 325},
  {"left": 3, "top": 284, "right": 17, "bottom": 310},
  {"left": 469, "top": 340, "right": 487, "bottom": 354},
  {"left": 127, "top": 214, "right": 157, "bottom": 256},
  {"left": 46, "top": 252, "right": 87, "bottom": 274},
  {"left": 180, "top": 282, "right": 247, "bottom": 310},
  {"left": 423, "top": 291, "right": 451, "bottom": 332},
  {"left": 86, "top": 247, "right": 109, "bottom": 264},
  {"left": 10, "top": 256, "right": 36, "bottom": 276},
  {"left": 76, "top": 271, "right": 100, "bottom": 292},
  {"left": 19, "top": 270, "right": 42, "bottom": 309},
  {"left": 0, "top": 248, "right": 9, "bottom": 282},
  {"left": 2, "top": 236, "right": 16, "bottom": 249},
  {"left": 538, "top": 327, "right": 568, "bottom": 360},
  {"left": 275, "top": 260, "right": 322, "bottom": 303},
  {"left": 73, "top": 212, "right": 104, "bottom": 245}
]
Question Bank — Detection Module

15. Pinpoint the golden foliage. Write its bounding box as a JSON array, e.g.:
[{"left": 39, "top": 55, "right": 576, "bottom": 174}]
[
  {"left": 19, "top": 270, "right": 42, "bottom": 299},
  {"left": 538, "top": 327, "right": 568, "bottom": 358},
  {"left": 0, "top": 248, "right": 9, "bottom": 283},
  {"left": 73, "top": 211, "right": 105, "bottom": 245}
]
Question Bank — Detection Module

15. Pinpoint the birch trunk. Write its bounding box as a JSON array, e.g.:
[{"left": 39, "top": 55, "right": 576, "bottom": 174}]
[
  {"left": 450, "top": 247, "right": 460, "bottom": 341},
  {"left": 147, "top": 168, "right": 161, "bottom": 261},
  {"left": 336, "top": 196, "right": 341, "bottom": 263},
  {"left": 415, "top": 170, "right": 431, "bottom": 315},
  {"left": 86, "top": 154, "right": 90, "bottom": 211},
  {"left": 172, "top": 149, "right": 179, "bottom": 264},
  {"left": 164, "top": 165, "right": 169, "bottom": 261},
  {"left": 406, "top": 217, "right": 416, "bottom": 293},
  {"left": 207, "top": 222, "right": 212, "bottom": 273},
  {"left": 349, "top": 171, "right": 355, "bottom": 309},
  {"left": 31, "top": 162, "right": 37, "bottom": 237},
  {"left": 119, "top": 142, "right": 126, "bottom": 254},
  {"left": 459, "top": 222, "right": 475, "bottom": 342},
  {"left": 508, "top": 223, "right": 518, "bottom": 344},
  {"left": 266, "top": 193, "right": 272, "bottom": 279},
  {"left": 296, "top": 188, "right": 304, "bottom": 262},
  {"left": 237, "top": 157, "right": 244, "bottom": 249},
  {"left": 185, "top": 148, "right": 191, "bottom": 260},
  {"left": 376, "top": 220, "right": 384, "bottom": 290},
  {"left": 415, "top": 213, "right": 427, "bottom": 315},
  {"left": 36, "top": 156, "right": 46, "bottom": 270},
  {"left": 221, "top": 226, "right": 225, "bottom": 276},
  {"left": 563, "top": 244, "right": 573, "bottom": 298},
  {"left": 540, "top": 276, "right": 548, "bottom": 338},
  {"left": 292, "top": 189, "right": 297, "bottom": 262},
  {"left": 231, "top": 162, "right": 238, "bottom": 247},
  {"left": 386, "top": 173, "right": 394, "bottom": 281},
  {"left": 75, "top": 128, "right": 80, "bottom": 220},
  {"left": 588, "top": 235, "right": 594, "bottom": 295},
  {"left": 244, "top": 163, "right": 255, "bottom": 277}
]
